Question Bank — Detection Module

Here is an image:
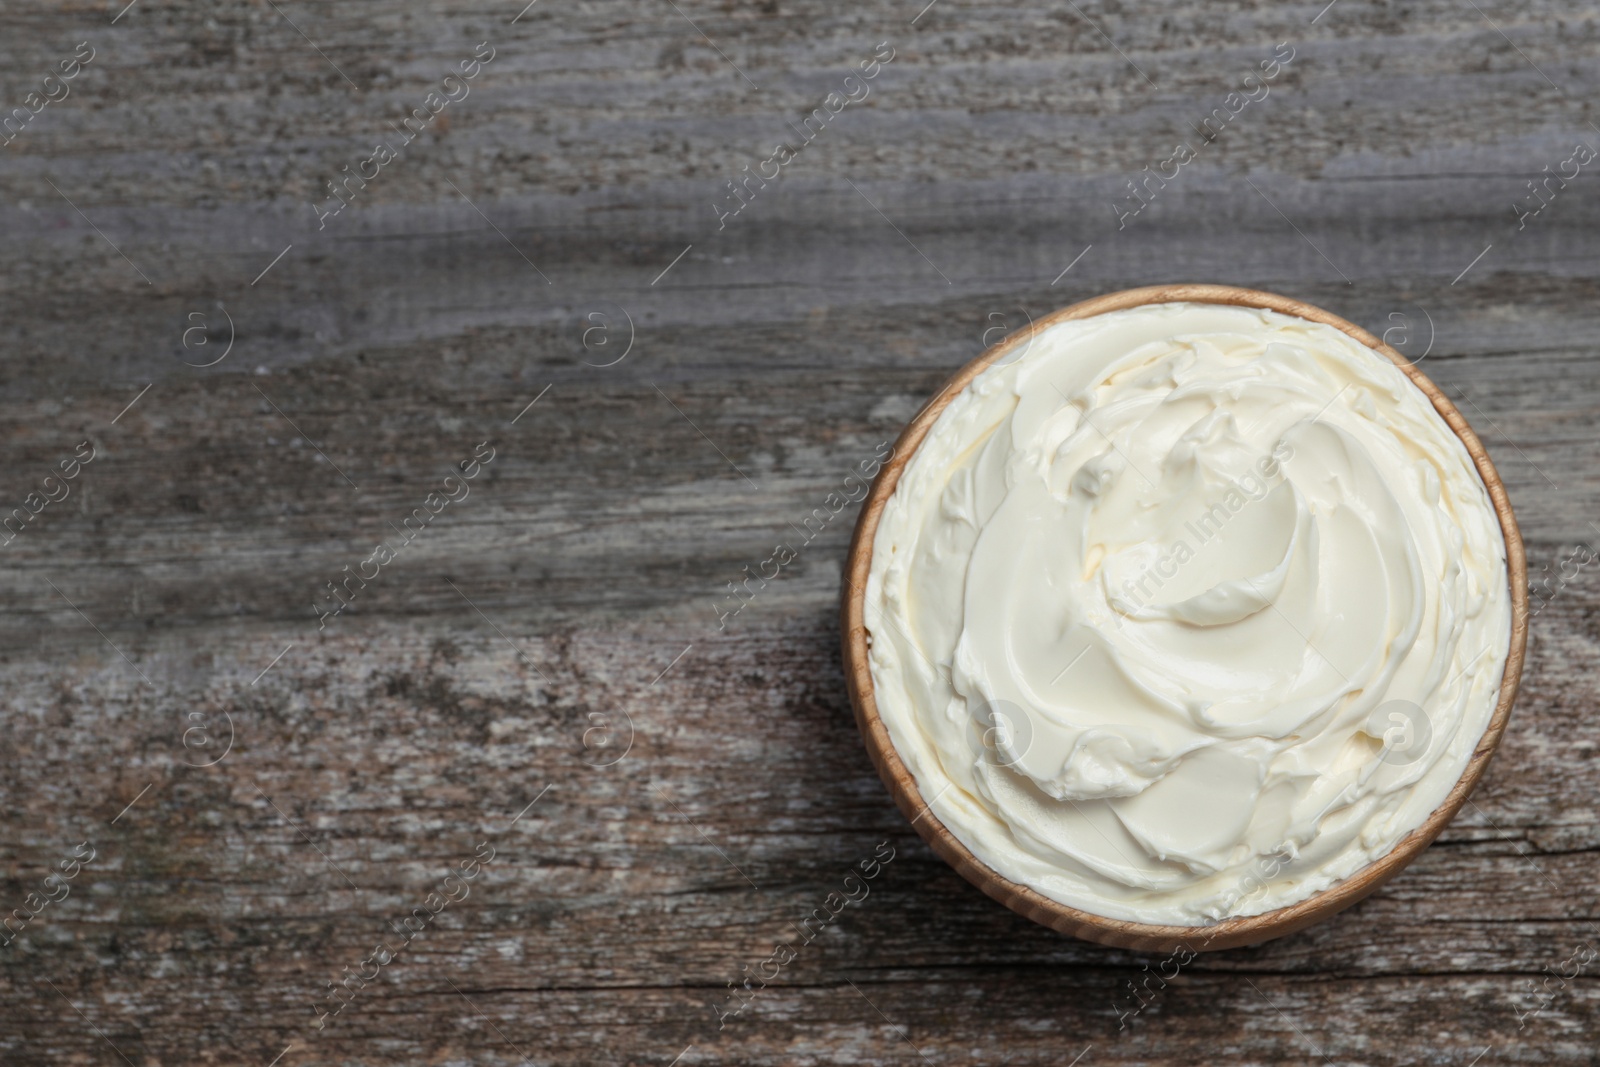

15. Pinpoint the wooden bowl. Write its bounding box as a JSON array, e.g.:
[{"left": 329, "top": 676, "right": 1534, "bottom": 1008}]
[{"left": 840, "top": 284, "right": 1528, "bottom": 953}]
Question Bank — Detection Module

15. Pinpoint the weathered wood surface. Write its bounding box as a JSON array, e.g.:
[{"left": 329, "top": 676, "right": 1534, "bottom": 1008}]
[{"left": 1, "top": 0, "right": 1598, "bottom": 1063}]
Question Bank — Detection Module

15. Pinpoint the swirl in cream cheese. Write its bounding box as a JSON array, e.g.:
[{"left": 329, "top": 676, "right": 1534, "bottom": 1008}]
[{"left": 865, "top": 302, "right": 1511, "bottom": 924}]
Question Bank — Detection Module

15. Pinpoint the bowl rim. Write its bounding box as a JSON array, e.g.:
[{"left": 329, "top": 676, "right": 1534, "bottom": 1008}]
[{"left": 839, "top": 283, "right": 1529, "bottom": 953}]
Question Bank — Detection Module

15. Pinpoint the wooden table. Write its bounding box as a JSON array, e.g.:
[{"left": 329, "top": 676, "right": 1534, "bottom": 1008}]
[{"left": 2, "top": 0, "right": 1596, "bottom": 1063}]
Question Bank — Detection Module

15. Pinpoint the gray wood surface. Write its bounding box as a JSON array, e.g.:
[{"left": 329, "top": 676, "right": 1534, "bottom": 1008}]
[{"left": 1, "top": 0, "right": 1598, "bottom": 1063}]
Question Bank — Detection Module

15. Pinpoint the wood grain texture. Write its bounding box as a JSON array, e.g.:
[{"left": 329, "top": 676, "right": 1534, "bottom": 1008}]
[{"left": 1, "top": 0, "right": 1598, "bottom": 1063}]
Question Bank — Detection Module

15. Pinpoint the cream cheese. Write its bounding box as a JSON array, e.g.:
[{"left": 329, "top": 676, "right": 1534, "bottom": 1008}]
[{"left": 865, "top": 301, "right": 1511, "bottom": 924}]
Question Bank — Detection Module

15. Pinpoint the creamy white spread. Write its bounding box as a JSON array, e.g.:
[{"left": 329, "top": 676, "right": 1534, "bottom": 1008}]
[{"left": 865, "top": 302, "right": 1511, "bottom": 925}]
